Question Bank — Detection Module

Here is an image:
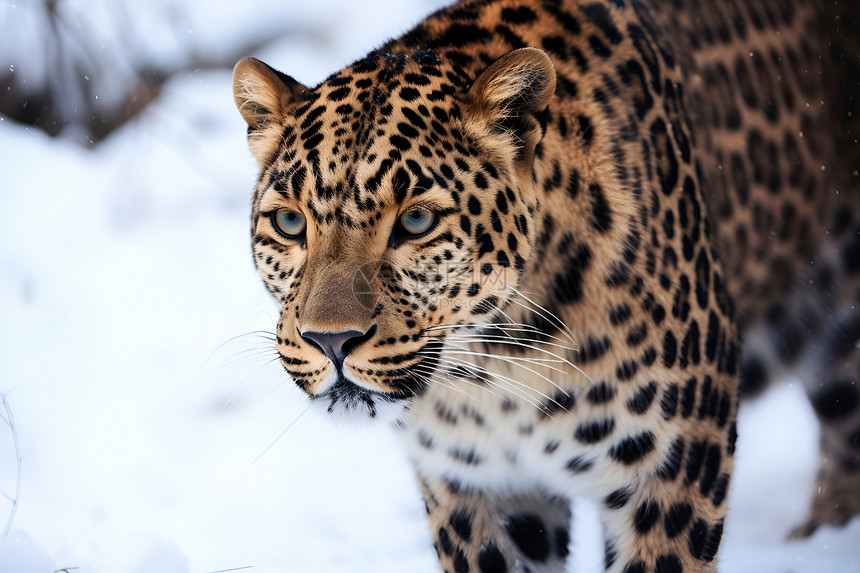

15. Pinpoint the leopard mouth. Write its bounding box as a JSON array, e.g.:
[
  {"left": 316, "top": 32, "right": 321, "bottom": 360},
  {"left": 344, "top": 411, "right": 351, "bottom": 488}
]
[
  {"left": 313, "top": 375, "right": 407, "bottom": 419},
  {"left": 311, "top": 374, "right": 384, "bottom": 418},
  {"left": 313, "top": 349, "right": 441, "bottom": 419}
]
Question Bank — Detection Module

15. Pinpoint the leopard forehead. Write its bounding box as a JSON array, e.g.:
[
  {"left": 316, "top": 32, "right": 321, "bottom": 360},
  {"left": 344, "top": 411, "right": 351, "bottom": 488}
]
[{"left": 251, "top": 51, "right": 525, "bottom": 231}]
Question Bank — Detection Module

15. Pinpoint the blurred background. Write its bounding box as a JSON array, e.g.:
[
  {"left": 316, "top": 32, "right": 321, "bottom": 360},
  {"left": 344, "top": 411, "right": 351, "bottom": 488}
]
[{"left": 0, "top": 1, "right": 857, "bottom": 572}]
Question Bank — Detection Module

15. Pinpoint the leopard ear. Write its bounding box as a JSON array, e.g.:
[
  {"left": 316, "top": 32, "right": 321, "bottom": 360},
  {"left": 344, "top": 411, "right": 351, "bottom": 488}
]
[
  {"left": 232, "top": 57, "right": 308, "bottom": 130},
  {"left": 464, "top": 48, "right": 556, "bottom": 172}
]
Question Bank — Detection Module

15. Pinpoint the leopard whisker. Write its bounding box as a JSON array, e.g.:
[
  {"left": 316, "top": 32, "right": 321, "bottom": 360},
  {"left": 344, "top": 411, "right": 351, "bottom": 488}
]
[
  {"left": 432, "top": 362, "right": 547, "bottom": 412},
  {"left": 443, "top": 343, "right": 570, "bottom": 374},
  {"left": 443, "top": 335, "right": 591, "bottom": 382},
  {"left": 442, "top": 332, "right": 577, "bottom": 358},
  {"left": 218, "top": 346, "right": 281, "bottom": 369},
  {"left": 251, "top": 401, "right": 314, "bottom": 466},
  {"left": 422, "top": 322, "right": 572, "bottom": 345},
  {"left": 412, "top": 360, "right": 531, "bottom": 406},
  {"left": 505, "top": 286, "right": 577, "bottom": 344},
  {"left": 413, "top": 347, "right": 549, "bottom": 408},
  {"left": 417, "top": 353, "right": 577, "bottom": 423},
  {"left": 420, "top": 350, "right": 560, "bottom": 410},
  {"left": 408, "top": 366, "right": 499, "bottom": 408},
  {"left": 442, "top": 341, "right": 569, "bottom": 363},
  {"left": 443, "top": 351, "right": 570, "bottom": 394},
  {"left": 442, "top": 344, "right": 570, "bottom": 379},
  {"left": 203, "top": 330, "right": 277, "bottom": 370},
  {"left": 477, "top": 289, "right": 591, "bottom": 381},
  {"left": 224, "top": 354, "right": 285, "bottom": 410}
]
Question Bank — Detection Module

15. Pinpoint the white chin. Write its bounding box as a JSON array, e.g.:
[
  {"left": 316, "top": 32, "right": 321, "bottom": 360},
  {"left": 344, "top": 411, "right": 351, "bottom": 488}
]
[{"left": 309, "top": 376, "right": 410, "bottom": 427}]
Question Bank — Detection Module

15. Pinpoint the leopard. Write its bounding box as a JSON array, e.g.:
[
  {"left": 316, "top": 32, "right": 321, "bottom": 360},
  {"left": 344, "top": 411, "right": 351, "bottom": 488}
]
[{"left": 230, "top": 0, "right": 860, "bottom": 571}]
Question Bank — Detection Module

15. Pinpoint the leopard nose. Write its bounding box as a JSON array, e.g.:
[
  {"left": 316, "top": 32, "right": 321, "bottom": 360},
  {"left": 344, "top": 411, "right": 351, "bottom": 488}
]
[{"left": 300, "top": 325, "right": 377, "bottom": 371}]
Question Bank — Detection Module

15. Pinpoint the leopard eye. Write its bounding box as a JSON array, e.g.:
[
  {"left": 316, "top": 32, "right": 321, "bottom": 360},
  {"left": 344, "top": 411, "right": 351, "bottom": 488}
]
[
  {"left": 271, "top": 209, "right": 306, "bottom": 238},
  {"left": 399, "top": 208, "right": 435, "bottom": 236}
]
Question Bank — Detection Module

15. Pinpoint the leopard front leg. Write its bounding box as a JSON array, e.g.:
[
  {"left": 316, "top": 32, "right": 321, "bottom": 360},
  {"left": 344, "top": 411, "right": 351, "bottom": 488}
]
[
  {"left": 418, "top": 475, "right": 572, "bottom": 573},
  {"left": 597, "top": 425, "right": 736, "bottom": 573}
]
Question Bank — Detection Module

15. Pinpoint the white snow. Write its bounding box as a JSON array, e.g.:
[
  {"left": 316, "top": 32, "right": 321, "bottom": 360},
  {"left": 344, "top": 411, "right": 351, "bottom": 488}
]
[{"left": 1, "top": 1, "right": 858, "bottom": 572}]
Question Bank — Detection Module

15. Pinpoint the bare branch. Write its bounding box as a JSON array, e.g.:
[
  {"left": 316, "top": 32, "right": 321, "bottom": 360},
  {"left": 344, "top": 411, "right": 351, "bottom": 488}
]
[
  {"left": 1, "top": 392, "right": 22, "bottom": 540},
  {"left": 0, "top": 0, "right": 331, "bottom": 146}
]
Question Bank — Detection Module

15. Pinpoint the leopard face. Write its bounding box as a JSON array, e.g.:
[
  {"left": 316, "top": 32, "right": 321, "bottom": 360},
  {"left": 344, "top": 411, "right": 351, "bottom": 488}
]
[{"left": 234, "top": 48, "right": 556, "bottom": 419}]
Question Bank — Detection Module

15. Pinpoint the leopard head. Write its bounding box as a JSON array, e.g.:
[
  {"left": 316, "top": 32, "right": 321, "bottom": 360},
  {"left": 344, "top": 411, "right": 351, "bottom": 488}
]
[{"left": 232, "top": 48, "right": 556, "bottom": 420}]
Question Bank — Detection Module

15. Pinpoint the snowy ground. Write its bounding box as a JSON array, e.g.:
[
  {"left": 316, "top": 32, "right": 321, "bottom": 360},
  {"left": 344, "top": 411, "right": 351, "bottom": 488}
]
[{"left": 1, "top": 1, "right": 859, "bottom": 572}]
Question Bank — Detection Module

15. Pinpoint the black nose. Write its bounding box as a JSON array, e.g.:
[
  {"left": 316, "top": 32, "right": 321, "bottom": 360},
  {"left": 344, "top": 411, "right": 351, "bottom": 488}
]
[{"left": 300, "top": 325, "right": 376, "bottom": 371}]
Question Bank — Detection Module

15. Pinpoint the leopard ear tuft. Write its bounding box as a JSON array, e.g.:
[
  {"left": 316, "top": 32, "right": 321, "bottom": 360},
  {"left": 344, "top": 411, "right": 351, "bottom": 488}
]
[
  {"left": 464, "top": 48, "right": 556, "bottom": 171},
  {"left": 232, "top": 57, "right": 308, "bottom": 130}
]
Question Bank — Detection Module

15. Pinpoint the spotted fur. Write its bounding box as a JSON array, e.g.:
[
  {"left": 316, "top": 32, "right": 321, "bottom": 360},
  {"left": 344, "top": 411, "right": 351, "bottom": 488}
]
[{"left": 233, "top": 0, "right": 860, "bottom": 570}]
